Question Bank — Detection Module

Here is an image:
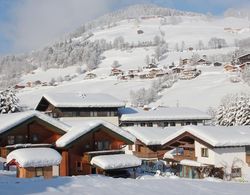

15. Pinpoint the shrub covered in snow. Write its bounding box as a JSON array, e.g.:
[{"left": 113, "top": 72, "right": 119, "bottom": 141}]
[
  {"left": 0, "top": 88, "right": 20, "bottom": 114},
  {"left": 216, "top": 93, "right": 250, "bottom": 126}
]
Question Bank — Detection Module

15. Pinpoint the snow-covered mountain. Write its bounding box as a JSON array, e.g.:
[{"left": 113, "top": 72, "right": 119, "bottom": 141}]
[{"left": 0, "top": 4, "right": 250, "bottom": 112}]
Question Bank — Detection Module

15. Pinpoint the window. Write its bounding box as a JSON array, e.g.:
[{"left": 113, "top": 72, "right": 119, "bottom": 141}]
[
  {"left": 163, "top": 122, "right": 169, "bottom": 127},
  {"left": 63, "top": 112, "right": 73, "bottom": 117},
  {"left": 137, "top": 145, "right": 142, "bottom": 152},
  {"left": 32, "top": 134, "right": 38, "bottom": 142},
  {"left": 76, "top": 162, "right": 83, "bottom": 172},
  {"left": 7, "top": 136, "right": 15, "bottom": 145},
  {"left": 170, "top": 122, "right": 176, "bottom": 126},
  {"left": 231, "top": 168, "right": 241, "bottom": 178},
  {"left": 52, "top": 112, "right": 58, "bottom": 118},
  {"left": 128, "top": 145, "right": 133, "bottom": 150},
  {"left": 192, "top": 121, "right": 197, "bottom": 125},
  {"left": 16, "top": 135, "right": 24, "bottom": 144},
  {"left": 95, "top": 140, "right": 110, "bottom": 150},
  {"left": 147, "top": 122, "right": 153, "bottom": 127},
  {"left": 91, "top": 112, "right": 97, "bottom": 117},
  {"left": 201, "top": 148, "right": 208, "bottom": 157},
  {"left": 186, "top": 122, "right": 191, "bottom": 125},
  {"left": 97, "top": 111, "right": 108, "bottom": 117},
  {"left": 140, "top": 123, "right": 146, "bottom": 127},
  {"left": 80, "top": 112, "right": 90, "bottom": 117},
  {"left": 35, "top": 168, "right": 43, "bottom": 177}
]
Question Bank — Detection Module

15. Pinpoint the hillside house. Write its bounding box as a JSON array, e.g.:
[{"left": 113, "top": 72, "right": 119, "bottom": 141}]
[
  {"left": 197, "top": 59, "right": 206, "bottom": 65},
  {"left": 110, "top": 68, "right": 124, "bottom": 76},
  {"left": 119, "top": 107, "right": 211, "bottom": 127},
  {"left": 224, "top": 64, "right": 238, "bottom": 72},
  {"left": 162, "top": 126, "right": 250, "bottom": 180},
  {"left": 84, "top": 73, "right": 97, "bottom": 79},
  {"left": 214, "top": 62, "right": 222, "bottom": 67},
  {"left": 180, "top": 59, "right": 190, "bottom": 66},
  {"left": 179, "top": 67, "right": 200, "bottom": 80},
  {"left": 35, "top": 93, "right": 125, "bottom": 125},
  {"left": 0, "top": 111, "right": 139, "bottom": 178},
  {"left": 55, "top": 119, "right": 138, "bottom": 176},
  {"left": 144, "top": 63, "right": 158, "bottom": 69},
  {"left": 124, "top": 127, "right": 179, "bottom": 173},
  {"left": 238, "top": 53, "right": 250, "bottom": 66}
]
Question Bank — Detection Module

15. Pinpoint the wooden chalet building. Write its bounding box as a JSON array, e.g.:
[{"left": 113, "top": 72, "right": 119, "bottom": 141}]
[
  {"left": 126, "top": 125, "right": 250, "bottom": 180},
  {"left": 6, "top": 148, "right": 61, "bottom": 179},
  {"left": 119, "top": 107, "right": 211, "bottom": 128},
  {"left": 238, "top": 53, "right": 250, "bottom": 66},
  {"left": 162, "top": 126, "right": 250, "bottom": 179},
  {"left": 35, "top": 93, "right": 125, "bottom": 126},
  {"left": 124, "top": 127, "right": 179, "bottom": 173},
  {"left": 0, "top": 111, "right": 140, "bottom": 178}
]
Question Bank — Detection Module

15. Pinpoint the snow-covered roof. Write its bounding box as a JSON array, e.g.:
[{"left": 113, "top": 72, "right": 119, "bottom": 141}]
[
  {"left": 90, "top": 154, "right": 141, "bottom": 170},
  {"left": 39, "top": 93, "right": 125, "bottom": 108},
  {"left": 119, "top": 107, "right": 211, "bottom": 121},
  {"left": 56, "top": 118, "right": 135, "bottom": 148},
  {"left": 123, "top": 127, "right": 180, "bottom": 145},
  {"left": 6, "top": 148, "right": 62, "bottom": 167},
  {"left": 162, "top": 125, "right": 250, "bottom": 147},
  {"left": 0, "top": 111, "right": 70, "bottom": 135},
  {"left": 180, "top": 159, "right": 203, "bottom": 167}
]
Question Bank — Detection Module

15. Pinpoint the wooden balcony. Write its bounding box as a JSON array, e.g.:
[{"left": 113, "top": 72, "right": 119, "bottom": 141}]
[
  {"left": 133, "top": 151, "right": 160, "bottom": 159},
  {"left": 172, "top": 155, "right": 197, "bottom": 162}
]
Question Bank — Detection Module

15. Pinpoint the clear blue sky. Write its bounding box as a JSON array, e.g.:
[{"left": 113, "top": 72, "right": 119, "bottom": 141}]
[{"left": 0, "top": 0, "right": 249, "bottom": 55}]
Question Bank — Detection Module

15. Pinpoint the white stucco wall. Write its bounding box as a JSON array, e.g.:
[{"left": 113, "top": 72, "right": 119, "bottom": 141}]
[
  {"left": 214, "top": 147, "right": 247, "bottom": 174},
  {"left": 124, "top": 145, "right": 136, "bottom": 155},
  {"left": 195, "top": 140, "right": 249, "bottom": 178},
  {"left": 195, "top": 140, "right": 215, "bottom": 165}
]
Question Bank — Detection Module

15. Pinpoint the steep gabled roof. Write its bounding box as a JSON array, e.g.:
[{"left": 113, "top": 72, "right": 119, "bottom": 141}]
[
  {"left": 56, "top": 118, "right": 136, "bottom": 148},
  {"left": 36, "top": 93, "right": 125, "bottom": 110},
  {"left": 162, "top": 125, "right": 250, "bottom": 147},
  {"left": 123, "top": 126, "right": 180, "bottom": 146},
  {"left": 0, "top": 111, "right": 70, "bottom": 135}
]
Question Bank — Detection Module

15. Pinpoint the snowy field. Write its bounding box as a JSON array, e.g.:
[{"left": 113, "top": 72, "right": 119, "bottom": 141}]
[
  {"left": 18, "top": 64, "right": 249, "bottom": 111},
  {"left": 0, "top": 174, "right": 250, "bottom": 195},
  {"left": 18, "top": 15, "right": 250, "bottom": 111}
]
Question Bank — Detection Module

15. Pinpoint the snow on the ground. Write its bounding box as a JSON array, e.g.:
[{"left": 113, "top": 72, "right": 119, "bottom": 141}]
[
  {"left": 151, "top": 65, "right": 250, "bottom": 111},
  {"left": 0, "top": 175, "right": 250, "bottom": 195}
]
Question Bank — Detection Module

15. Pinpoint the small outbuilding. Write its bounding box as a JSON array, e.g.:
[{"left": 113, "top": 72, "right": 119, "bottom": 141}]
[
  {"left": 90, "top": 154, "right": 141, "bottom": 178},
  {"left": 6, "top": 148, "right": 62, "bottom": 179}
]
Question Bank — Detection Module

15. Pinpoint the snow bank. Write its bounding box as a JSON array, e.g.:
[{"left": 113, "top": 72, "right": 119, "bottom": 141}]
[
  {"left": 90, "top": 154, "right": 141, "bottom": 170},
  {"left": 6, "top": 148, "right": 62, "bottom": 168}
]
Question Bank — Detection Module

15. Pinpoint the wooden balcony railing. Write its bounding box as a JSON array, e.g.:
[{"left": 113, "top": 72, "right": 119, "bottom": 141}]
[{"left": 172, "top": 155, "right": 197, "bottom": 162}]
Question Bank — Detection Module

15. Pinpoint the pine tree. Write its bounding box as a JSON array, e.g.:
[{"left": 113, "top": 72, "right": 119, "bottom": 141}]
[
  {"left": 216, "top": 93, "right": 250, "bottom": 126},
  {"left": 0, "top": 88, "right": 20, "bottom": 114}
]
